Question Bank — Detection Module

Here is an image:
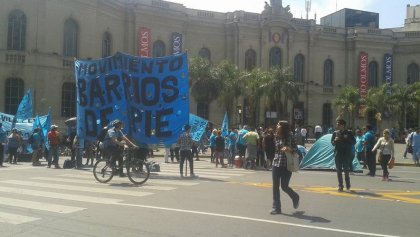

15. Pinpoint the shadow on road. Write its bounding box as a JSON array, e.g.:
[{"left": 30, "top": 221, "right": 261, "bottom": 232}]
[{"left": 282, "top": 211, "right": 331, "bottom": 223}]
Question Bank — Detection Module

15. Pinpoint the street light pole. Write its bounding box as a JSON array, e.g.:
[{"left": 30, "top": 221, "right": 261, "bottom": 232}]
[{"left": 237, "top": 104, "right": 242, "bottom": 128}]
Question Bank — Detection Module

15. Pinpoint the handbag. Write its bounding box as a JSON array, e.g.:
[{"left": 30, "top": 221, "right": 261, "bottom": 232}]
[
  {"left": 388, "top": 157, "right": 395, "bottom": 169},
  {"left": 285, "top": 151, "right": 299, "bottom": 172}
]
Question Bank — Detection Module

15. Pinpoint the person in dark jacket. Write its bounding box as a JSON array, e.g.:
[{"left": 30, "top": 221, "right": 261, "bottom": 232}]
[
  {"left": 214, "top": 130, "right": 225, "bottom": 168},
  {"left": 331, "top": 119, "right": 356, "bottom": 192}
]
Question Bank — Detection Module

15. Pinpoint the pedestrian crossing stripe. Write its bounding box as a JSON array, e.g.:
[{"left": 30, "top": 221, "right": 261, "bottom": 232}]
[
  {"left": 0, "top": 211, "right": 39, "bottom": 225},
  {"left": 0, "top": 197, "right": 85, "bottom": 214},
  {"left": 31, "top": 177, "right": 176, "bottom": 191},
  {"left": 59, "top": 173, "right": 199, "bottom": 186},
  {"left": 0, "top": 186, "right": 122, "bottom": 204},
  {"left": 0, "top": 180, "right": 153, "bottom": 197},
  {"left": 160, "top": 169, "right": 245, "bottom": 176}
]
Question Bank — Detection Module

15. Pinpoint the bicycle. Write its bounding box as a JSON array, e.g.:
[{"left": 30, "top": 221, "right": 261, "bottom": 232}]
[{"left": 93, "top": 147, "right": 150, "bottom": 185}]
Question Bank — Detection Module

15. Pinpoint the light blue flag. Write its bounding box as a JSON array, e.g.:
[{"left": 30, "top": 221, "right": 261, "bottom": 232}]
[
  {"left": 16, "top": 89, "right": 33, "bottom": 120},
  {"left": 189, "top": 114, "right": 208, "bottom": 142},
  {"left": 221, "top": 112, "right": 228, "bottom": 137},
  {"left": 43, "top": 108, "right": 52, "bottom": 150}
]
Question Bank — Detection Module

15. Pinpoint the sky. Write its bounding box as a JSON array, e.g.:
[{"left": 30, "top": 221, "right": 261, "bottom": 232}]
[{"left": 167, "top": 0, "right": 420, "bottom": 29}]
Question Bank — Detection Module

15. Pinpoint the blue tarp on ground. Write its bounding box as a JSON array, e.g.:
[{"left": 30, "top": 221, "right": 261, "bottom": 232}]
[{"left": 300, "top": 134, "right": 363, "bottom": 172}]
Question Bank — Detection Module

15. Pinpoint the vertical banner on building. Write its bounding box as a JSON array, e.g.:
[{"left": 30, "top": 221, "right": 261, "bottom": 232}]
[
  {"left": 171, "top": 32, "right": 183, "bottom": 55},
  {"left": 358, "top": 52, "right": 368, "bottom": 117},
  {"left": 383, "top": 53, "right": 393, "bottom": 95},
  {"left": 138, "top": 27, "right": 151, "bottom": 57}
]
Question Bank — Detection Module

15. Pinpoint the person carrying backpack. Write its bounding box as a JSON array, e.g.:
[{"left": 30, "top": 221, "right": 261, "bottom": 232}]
[{"left": 31, "top": 128, "right": 43, "bottom": 166}]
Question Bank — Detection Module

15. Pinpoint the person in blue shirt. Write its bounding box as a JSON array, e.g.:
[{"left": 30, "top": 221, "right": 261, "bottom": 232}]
[
  {"left": 31, "top": 128, "right": 43, "bottom": 166},
  {"left": 355, "top": 129, "right": 366, "bottom": 168},
  {"left": 363, "top": 125, "right": 377, "bottom": 176},
  {"left": 209, "top": 129, "right": 217, "bottom": 163},
  {"left": 0, "top": 123, "right": 7, "bottom": 167},
  {"left": 228, "top": 129, "right": 237, "bottom": 168},
  {"left": 103, "top": 120, "right": 138, "bottom": 177},
  {"left": 236, "top": 125, "right": 249, "bottom": 161}
]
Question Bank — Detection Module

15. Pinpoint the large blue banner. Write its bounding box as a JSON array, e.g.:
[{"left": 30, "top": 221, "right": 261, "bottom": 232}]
[
  {"left": 0, "top": 112, "right": 50, "bottom": 141},
  {"left": 74, "top": 52, "right": 189, "bottom": 145},
  {"left": 189, "top": 114, "right": 208, "bottom": 142}
]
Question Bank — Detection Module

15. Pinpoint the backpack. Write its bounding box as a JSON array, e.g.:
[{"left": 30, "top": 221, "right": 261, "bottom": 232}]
[
  {"left": 97, "top": 127, "right": 109, "bottom": 142},
  {"left": 63, "top": 159, "right": 75, "bottom": 169}
]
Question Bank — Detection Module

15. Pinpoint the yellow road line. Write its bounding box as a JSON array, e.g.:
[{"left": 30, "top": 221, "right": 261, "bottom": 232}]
[{"left": 229, "top": 182, "right": 420, "bottom": 205}]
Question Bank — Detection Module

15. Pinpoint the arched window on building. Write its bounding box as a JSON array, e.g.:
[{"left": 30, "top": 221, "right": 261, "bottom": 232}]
[
  {"left": 152, "top": 40, "right": 166, "bottom": 57},
  {"left": 102, "top": 32, "right": 112, "bottom": 57},
  {"left": 322, "top": 103, "right": 333, "bottom": 128},
  {"left": 7, "top": 10, "right": 26, "bottom": 51},
  {"left": 407, "top": 63, "right": 419, "bottom": 84},
  {"left": 63, "top": 19, "right": 78, "bottom": 57},
  {"left": 323, "top": 59, "right": 334, "bottom": 87},
  {"left": 61, "top": 82, "right": 76, "bottom": 118},
  {"left": 369, "top": 61, "right": 379, "bottom": 88},
  {"left": 5, "top": 78, "right": 24, "bottom": 114},
  {"left": 197, "top": 102, "right": 209, "bottom": 120},
  {"left": 245, "top": 49, "right": 256, "bottom": 71},
  {"left": 294, "top": 54, "right": 304, "bottom": 82},
  {"left": 269, "top": 47, "right": 281, "bottom": 68},
  {"left": 198, "top": 47, "right": 211, "bottom": 61}
]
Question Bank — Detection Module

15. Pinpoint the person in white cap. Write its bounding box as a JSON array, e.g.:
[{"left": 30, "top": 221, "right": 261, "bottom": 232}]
[{"left": 47, "top": 125, "right": 61, "bottom": 168}]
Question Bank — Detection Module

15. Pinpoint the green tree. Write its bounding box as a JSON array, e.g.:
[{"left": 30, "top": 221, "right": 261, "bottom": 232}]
[
  {"left": 211, "top": 60, "right": 243, "bottom": 122},
  {"left": 388, "top": 82, "right": 420, "bottom": 130},
  {"left": 265, "top": 67, "right": 299, "bottom": 120},
  {"left": 242, "top": 68, "right": 270, "bottom": 127},
  {"left": 333, "top": 86, "right": 361, "bottom": 128},
  {"left": 188, "top": 56, "right": 220, "bottom": 104},
  {"left": 362, "top": 85, "right": 393, "bottom": 132}
]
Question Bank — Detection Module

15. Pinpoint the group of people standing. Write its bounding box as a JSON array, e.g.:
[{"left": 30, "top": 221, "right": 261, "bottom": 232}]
[
  {"left": 332, "top": 120, "right": 420, "bottom": 193},
  {"left": 0, "top": 122, "right": 61, "bottom": 168}
]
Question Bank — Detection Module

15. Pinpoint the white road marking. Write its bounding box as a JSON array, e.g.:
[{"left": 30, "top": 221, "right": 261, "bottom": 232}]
[
  {"left": 0, "top": 197, "right": 85, "bottom": 214},
  {"left": 161, "top": 169, "right": 244, "bottom": 176},
  {"left": 31, "top": 177, "right": 176, "bottom": 191},
  {"left": 0, "top": 186, "right": 122, "bottom": 204},
  {"left": 0, "top": 212, "right": 39, "bottom": 225},
  {"left": 0, "top": 180, "right": 153, "bottom": 197},
  {"left": 115, "top": 202, "right": 400, "bottom": 237}
]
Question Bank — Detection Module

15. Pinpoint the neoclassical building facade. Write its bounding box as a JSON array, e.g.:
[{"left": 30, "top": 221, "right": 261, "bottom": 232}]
[{"left": 1, "top": 0, "right": 419, "bottom": 130}]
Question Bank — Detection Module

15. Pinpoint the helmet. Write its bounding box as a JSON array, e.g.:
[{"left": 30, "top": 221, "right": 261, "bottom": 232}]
[
  {"left": 50, "top": 125, "right": 58, "bottom": 130},
  {"left": 112, "top": 119, "right": 123, "bottom": 128}
]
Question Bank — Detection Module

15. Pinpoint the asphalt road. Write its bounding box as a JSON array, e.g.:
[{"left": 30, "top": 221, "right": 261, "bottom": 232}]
[{"left": 0, "top": 154, "right": 419, "bottom": 237}]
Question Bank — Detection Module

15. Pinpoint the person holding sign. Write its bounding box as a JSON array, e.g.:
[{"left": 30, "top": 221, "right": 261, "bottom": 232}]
[{"left": 103, "top": 120, "right": 138, "bottom": 177}]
